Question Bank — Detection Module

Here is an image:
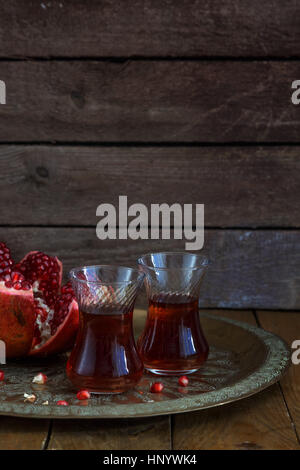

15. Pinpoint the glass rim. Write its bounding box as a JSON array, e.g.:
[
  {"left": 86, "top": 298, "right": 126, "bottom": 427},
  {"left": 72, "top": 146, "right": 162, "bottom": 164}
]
[
  {"left": 138, "top": 251, "right": 210, "bottom": 271},
  {"left": 69, "top": 264, "right": 145, "bottom": 286}
]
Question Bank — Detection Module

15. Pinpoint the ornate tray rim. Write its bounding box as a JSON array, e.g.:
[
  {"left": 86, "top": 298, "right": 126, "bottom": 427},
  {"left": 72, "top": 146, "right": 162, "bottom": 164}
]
[{"left": 0, "top": 313, "right": 291, "bottom": 419}]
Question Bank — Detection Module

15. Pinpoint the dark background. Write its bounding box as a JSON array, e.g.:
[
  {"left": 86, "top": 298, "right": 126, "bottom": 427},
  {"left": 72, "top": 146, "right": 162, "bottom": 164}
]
[{"left": 0, "top": 0, "right": 299, "bottom": 309}]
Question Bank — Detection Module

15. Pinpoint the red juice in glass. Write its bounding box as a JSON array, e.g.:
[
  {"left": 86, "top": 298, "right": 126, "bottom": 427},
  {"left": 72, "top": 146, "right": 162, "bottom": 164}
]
[
  {"left": 138, "top": 252, "right": 209, "bottom": 376},
  {"left": 67, "top": 309, "right": 143, "bottom": 393},
  {"left": 68, "top": 266, "right": 144, "bottom": 394},
  {"left": 138, "top": 296, "right": 208, "bottom": 374}
]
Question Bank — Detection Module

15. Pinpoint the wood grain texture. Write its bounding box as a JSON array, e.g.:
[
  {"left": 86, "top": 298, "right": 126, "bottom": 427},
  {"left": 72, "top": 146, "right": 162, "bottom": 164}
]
[
  {"left": 1, "top": 1, "right": 300, "bottom": 58},
  {"left": 0, "top": 227, "right": 299, "bottom": 309},
  {"left": 173, "top": 385, "right": 299, "bottom": 450},
  {"left": 48, "top": 416, "right": 171, "bottom": 450},
  {"left": 172, "top": 310, "right": 299, "bottom": 450},
  {"left": 257, "top": 311, "right": 300, "bottom": 443},
  {"left": 0, "top": 61, "right": 298, "bottom": 142},
  {"left": 0, "top": 416, "right": 49, "bottom": 450},
  {"left": 0, "top": 145, "right": 299, "bottom": 227}
]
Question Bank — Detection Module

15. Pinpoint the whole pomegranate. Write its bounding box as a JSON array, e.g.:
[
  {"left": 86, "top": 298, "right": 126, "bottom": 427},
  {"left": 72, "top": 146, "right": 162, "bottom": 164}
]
[{"left": 0, "top": 242, "right": 79, "bottom": 358}]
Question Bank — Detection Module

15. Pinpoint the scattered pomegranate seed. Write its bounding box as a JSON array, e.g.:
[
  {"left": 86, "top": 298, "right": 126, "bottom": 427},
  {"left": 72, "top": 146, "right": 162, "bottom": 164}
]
[
  {"left": 0, "top": 370, "right": 4, "bottom": 381},
  {"left": 150, "top": 382, "right": 164, "bottom": 393},
  {"left": 32, "top": 373, "right": 48, "bottom": 385},
  {"left": 77, "top": 390, "right": 91, "bottom": 400},
  {"left": 178, "top": 376, "right": 189, "bottom": 387},
  {"left": 56, "top": 400, "right": 69, "bottom": 406},
  {"left": 24, "top": 393, "right": 36, "bottom": 403}
]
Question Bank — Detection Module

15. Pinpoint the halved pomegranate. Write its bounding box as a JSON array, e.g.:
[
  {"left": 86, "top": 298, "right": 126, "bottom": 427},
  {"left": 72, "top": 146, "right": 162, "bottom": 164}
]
[{"left": 0, "top": 242, "right": 79, "bottom": 358}]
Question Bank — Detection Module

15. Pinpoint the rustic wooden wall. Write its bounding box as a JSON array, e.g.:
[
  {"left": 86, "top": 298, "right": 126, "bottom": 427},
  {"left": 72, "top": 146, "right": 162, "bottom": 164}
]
[{"left": 0, "top": 0, "right": 299, "bottom": 309}]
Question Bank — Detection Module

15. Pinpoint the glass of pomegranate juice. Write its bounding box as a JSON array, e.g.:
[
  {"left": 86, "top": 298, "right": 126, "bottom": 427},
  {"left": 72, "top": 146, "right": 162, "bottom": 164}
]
[
  {"left": 137, "top": 252, "right": 209, "bottom": 375},
  {"left": 67, "top": 265, "right": 145, "bottom": 393}
]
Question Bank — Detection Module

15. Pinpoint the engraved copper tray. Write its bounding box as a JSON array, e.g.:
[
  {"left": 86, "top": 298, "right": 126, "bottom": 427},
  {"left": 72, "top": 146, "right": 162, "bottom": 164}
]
[{"left": 0, "top": 310, "right": 290, "bottom": 419}]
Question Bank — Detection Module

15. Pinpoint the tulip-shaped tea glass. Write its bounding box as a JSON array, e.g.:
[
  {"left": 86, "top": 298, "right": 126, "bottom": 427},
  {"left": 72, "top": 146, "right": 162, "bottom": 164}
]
[
  {"left": 137, "top": 252, "right": 209, "bottom": 375},
  {"left": 68, "top": 265, "right": 145, "bottom": 394}
]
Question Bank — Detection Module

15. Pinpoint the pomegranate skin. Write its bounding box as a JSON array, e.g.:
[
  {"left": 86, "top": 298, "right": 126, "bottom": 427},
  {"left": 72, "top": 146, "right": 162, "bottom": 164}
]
[{"left": 0, "top": 284, "right": 35, "bottom": 357}]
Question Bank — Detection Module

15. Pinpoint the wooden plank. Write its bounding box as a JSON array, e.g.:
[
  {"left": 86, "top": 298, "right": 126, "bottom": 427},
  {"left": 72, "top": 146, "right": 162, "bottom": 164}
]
[
  {"left": 0, "top": 61, "right": 299, "bottom": 142},
  {"left": 173, "top": 385, "right": 299, "bottom": 450},
  {"left": 48, "top": 416, "right": 171, "bottom": 450},
  {"left": 0, "top": 145, "right": 299, "bottom": 227},
  {"left": 0, "top": 227, "right": 299, "bottom": 310},
  {"left": 173, "top": 310, "right": 299, "bottom": 450},
  {"left": 257, "top": 311, "right": 300, "bottom": 442},
  {"left": 0, "top": 416, "right": 50, "bottom": 450},
  {"left": 1, "top": 1, "right": 300, "bottom": 58}
]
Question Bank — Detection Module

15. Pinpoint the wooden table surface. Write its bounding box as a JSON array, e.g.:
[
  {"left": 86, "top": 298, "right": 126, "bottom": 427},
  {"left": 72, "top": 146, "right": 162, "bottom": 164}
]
[{"left": 0, "top": 310, "right": 299, "bottom": 450}]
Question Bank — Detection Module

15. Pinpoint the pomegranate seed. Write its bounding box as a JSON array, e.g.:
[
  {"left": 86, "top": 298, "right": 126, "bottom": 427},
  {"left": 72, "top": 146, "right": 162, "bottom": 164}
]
[
  {"left": 13, "top": 282, "right": 22, "bottom": 290},
  {"left": 0, "top": 370, "right": 4, "bottom": 381},
  {"left": 77, "top": 390, "right": 90, "bottom": 400},
  {"left": 178, "top": 376, "right": 189, "bottom": 387},
  {"left": 21, "top": 281, "right": 31, "bottom": 290},
  {"left": 150, "top": 382, "right": 164, "bottom": 393},
  {"left": 32, "top": 373, "right": 47, "bottom": 385},
  {"left": 57, "top": 400, "right": 69, "bottom": 406},
  {"left": 11, "top": 272, "right": 21, "bottom": 282},
  {"left": 5, "top": 281, "right": 13, "bottom": 288}
]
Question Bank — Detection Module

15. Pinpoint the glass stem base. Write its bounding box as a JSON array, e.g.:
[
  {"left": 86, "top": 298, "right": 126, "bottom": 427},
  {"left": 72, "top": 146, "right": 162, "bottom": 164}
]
[{"left": 146, "top": 368, "right": 199, "bottom": 376}]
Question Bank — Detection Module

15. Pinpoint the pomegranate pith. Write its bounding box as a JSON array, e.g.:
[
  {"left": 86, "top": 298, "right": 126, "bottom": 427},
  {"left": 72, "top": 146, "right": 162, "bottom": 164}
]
[
  {"left": 0, "top": 242, "right": 79, "bottom": 358},
  {"left": 32, "top": 373, "right": 47, "bottom": 385},
  {"left": 24, "top": 393, "right": 36, "bottom": 403}
]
